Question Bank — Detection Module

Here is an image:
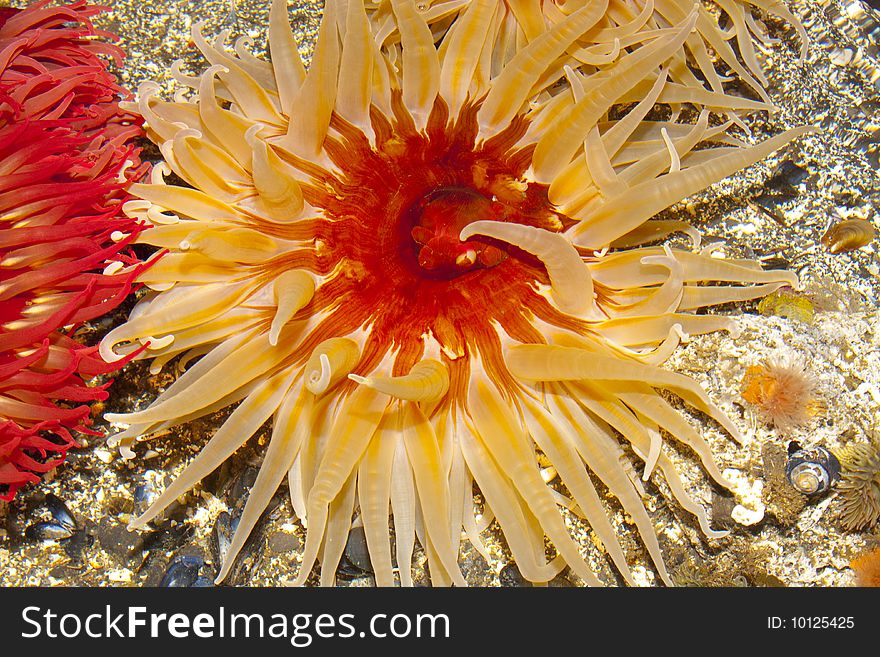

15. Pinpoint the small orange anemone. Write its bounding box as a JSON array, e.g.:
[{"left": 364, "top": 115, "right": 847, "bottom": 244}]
[
  {"left": 851, "top": 548, "right": 880, "bottom": 587},
  {"left": 103, "top": 0, "right": 808, "bottom": 585},
  {"left": 741, "top": 358, "right": 822, "bottom": 431}
]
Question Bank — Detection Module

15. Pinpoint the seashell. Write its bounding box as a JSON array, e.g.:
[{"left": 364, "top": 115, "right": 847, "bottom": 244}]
[
  {"left": 338, "top": 526, "right": 372, "bottom": 579},
  {"left": 25, "top": 494, "right": 79, "bottom": 541},
  {"left": 212, "top": 511, "right": 240, "bottom": 564},
  {"left": 785, "top": 443, "right": 841, "bottom": 495},
  {"left": 757, "top": 288, "right": 814, "bottom": 324},
  {"left": 133, "top": 482, "right": 159, "bottom": 516},
  {"left": 25, "top": 521, "right": 75, "bottom": 541},
  {"left": 46, "top": 493, "right": 78, "bottom": 531},
  {"left": 230, "top": 466, "right": 259, "bottom": 502},
  {"left": 829, "top": 46, "right": 857, "bottom": 67},
  {"left": 774, "top": 160, "right": 809, "bottom": 187},
  {"left": 160, "top": 555, "right": 214, "bottom": 587},
  {"left": 820, "top": 218, "right": 876, "bottom": 254}
]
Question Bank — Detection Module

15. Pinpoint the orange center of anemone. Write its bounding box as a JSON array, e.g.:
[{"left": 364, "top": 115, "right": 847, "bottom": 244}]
[
  {"left": 407, "top": 187, "right": 506, "bottom": 275},
  {"left": 268, "top": 95, "right": 586, "bottom": 390}
]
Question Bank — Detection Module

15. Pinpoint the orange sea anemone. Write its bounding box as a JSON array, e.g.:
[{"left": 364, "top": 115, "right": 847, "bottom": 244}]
[
  {"left": 0, "top": 0, "right": 146, "bottom": 500},
  {"left": 740, "top": 357, "right": 822, "bottom": 431},
  {"left": 850, "top": 547, "right": 880, "bottom": 587},
  {"left": 103, "top": 0, "right": 808, "bottom": 585}
]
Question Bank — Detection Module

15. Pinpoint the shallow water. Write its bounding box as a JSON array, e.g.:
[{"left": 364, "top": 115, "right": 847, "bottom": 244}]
[{"left": 1, "top": 0, "right": 879, "bottom": 587}]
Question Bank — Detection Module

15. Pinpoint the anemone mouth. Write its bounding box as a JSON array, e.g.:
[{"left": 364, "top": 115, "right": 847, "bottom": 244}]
[{"left": 406, "top": 185, "right": 507, "bottom": 276}]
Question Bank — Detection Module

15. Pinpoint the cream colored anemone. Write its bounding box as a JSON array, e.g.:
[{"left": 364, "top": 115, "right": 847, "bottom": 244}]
[
  {"left": 103, "top": 0, "right": 808, "bottom": 586},
  {"left": 365, "top": 0, "right": 808, "bottom": 107}
]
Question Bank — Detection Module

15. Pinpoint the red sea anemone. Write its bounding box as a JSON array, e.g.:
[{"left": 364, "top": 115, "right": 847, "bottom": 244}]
[{"left": 0, "top": 0, "right": 146, "bottom": 500}]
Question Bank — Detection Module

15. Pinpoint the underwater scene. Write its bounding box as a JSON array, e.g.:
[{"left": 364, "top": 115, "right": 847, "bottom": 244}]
[{"left": 0, "top": 0, "right": 879, "bottom": 588}]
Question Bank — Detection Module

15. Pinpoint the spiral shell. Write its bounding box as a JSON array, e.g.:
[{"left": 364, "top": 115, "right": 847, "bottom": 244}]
[{"left": 785, "top": 444, "right": 840, "bottom": 495}]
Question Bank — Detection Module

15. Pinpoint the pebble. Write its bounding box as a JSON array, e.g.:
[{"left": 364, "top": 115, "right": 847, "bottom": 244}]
[{"left": 499, "top": 562, "right": 528, "bottom": 587}]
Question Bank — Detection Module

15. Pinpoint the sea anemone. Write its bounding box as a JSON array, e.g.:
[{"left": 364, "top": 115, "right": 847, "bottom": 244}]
[
  {"left": 740, "top": 357, "right": 822, "bottom": 431},
  {"left": 103, "top": 0, "right": 808, "bottom": 586},
  {"left": 0, "top": 0, "right": 146, "bottom": 500},
  {"left": 836, "top": 438, "right": 880, "bottom": 532},
  {"left": 850, "top": 547, "right": 880, "bottom": 587}
]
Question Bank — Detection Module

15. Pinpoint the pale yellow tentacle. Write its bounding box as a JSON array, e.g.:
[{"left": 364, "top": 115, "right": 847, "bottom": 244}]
[{"left": 349, "top": 359, "right": 449, "bottom": 402}]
